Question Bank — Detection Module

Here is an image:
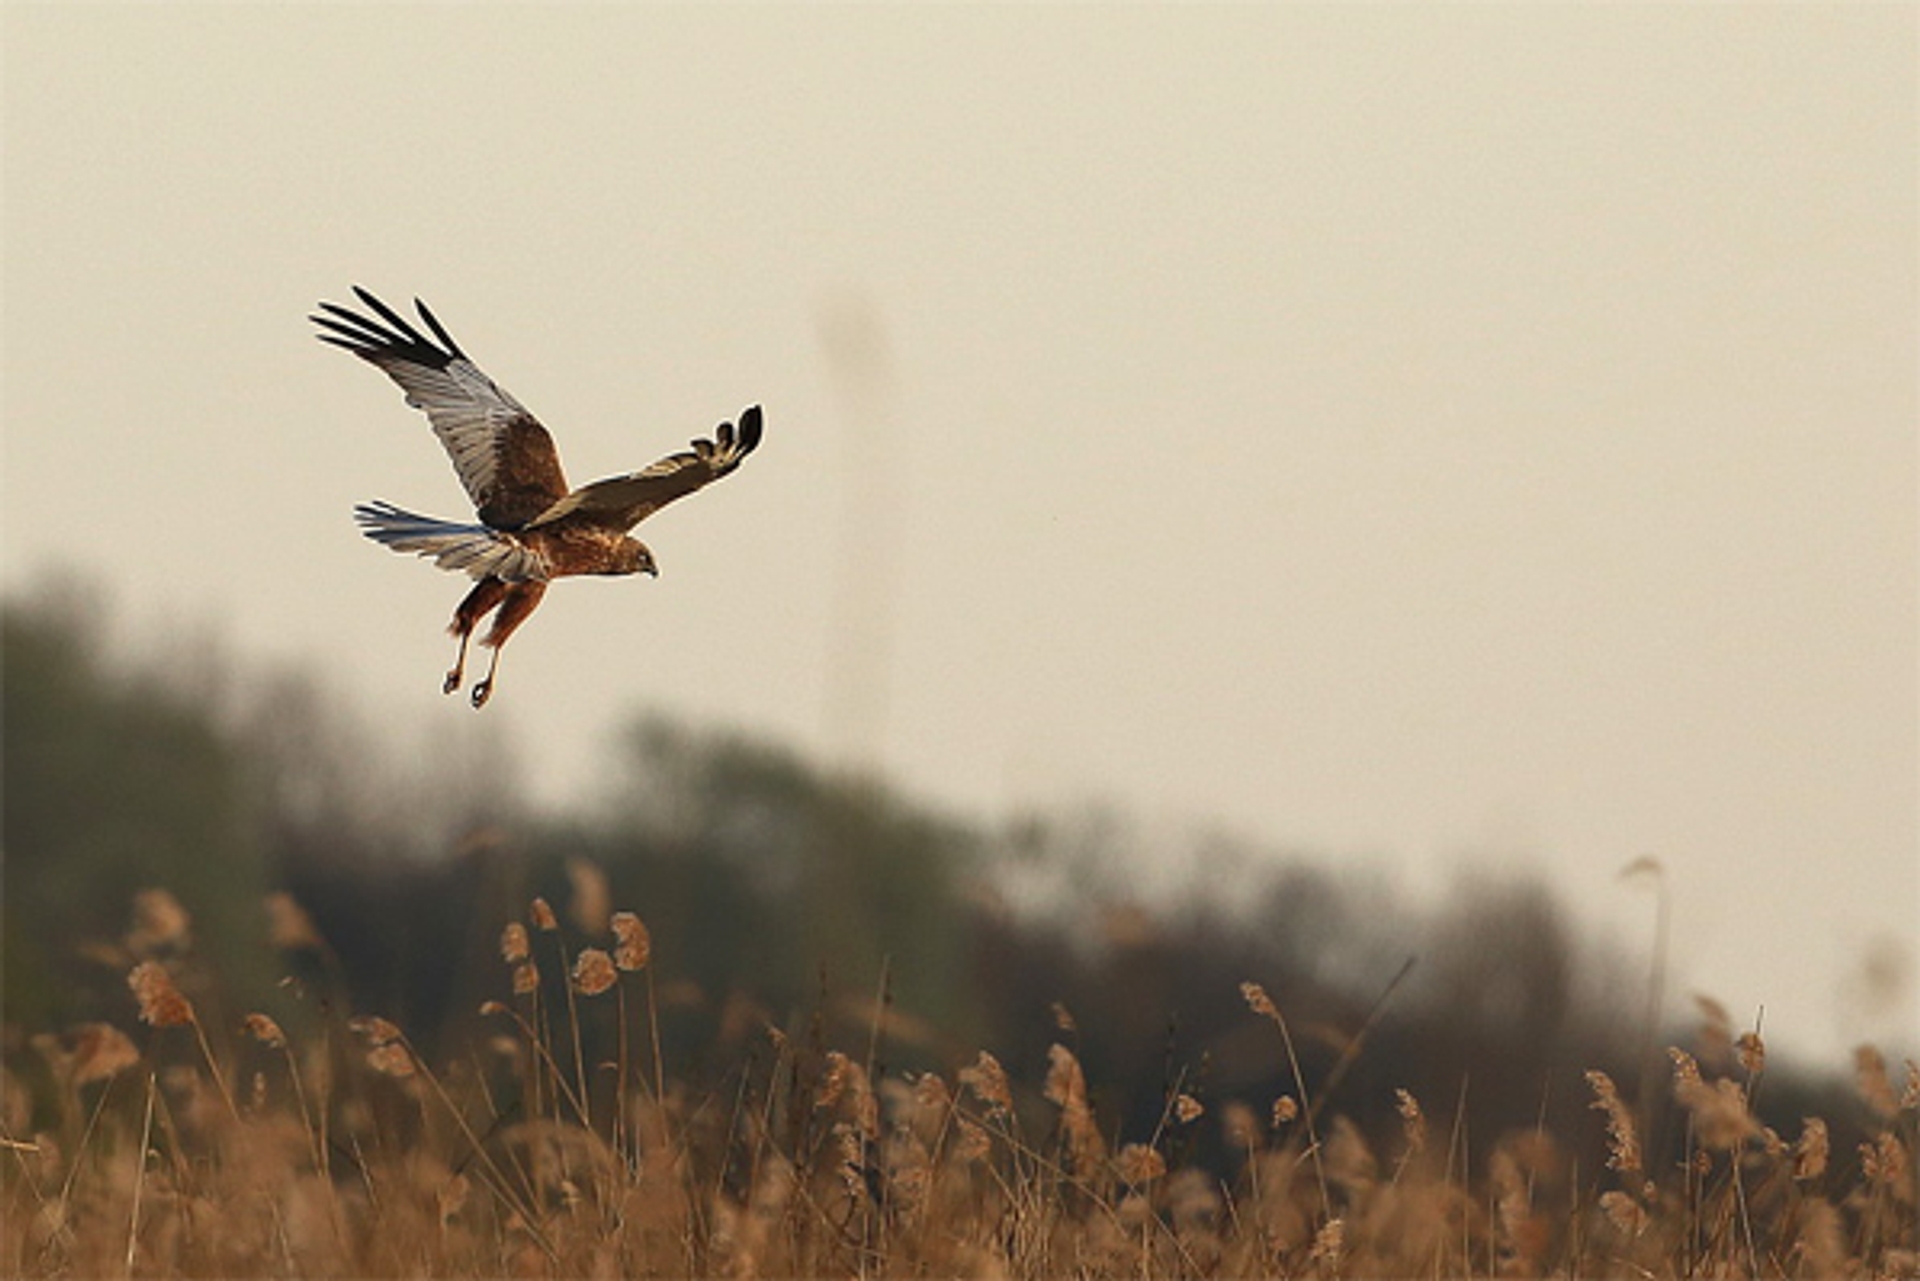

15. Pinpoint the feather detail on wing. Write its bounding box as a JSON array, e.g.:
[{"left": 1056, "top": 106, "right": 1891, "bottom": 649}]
[
  {"left": 314, "top": 288, "right": 569, "bottom": 529},
  {"left": 354, "top": 502, "right": 550, "bottom": 581},
  {"left": 529, "top": 405, "right": 764, "bottom": 533}
]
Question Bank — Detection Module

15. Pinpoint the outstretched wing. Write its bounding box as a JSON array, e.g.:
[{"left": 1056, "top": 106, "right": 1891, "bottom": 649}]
[
  {"left": 313, "top": 287, "right": 568, "bottom": 530},
  {"left": 529, "top": 405, "right": 764, "bottom": 532}
]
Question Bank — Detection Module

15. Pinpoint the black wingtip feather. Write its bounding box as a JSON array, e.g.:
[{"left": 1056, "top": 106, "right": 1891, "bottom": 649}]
[
  {"left": 412, "top": 297, "right": 467, "bottom": 362},
  {"left": 312, "top": 287, "right": 457, "bottom": 369},
  {"left": 351, "top": 286, "right": 429, "bottom": 345},
  {"left": 736, "top": 405, "right": 764, "bottom": 455}
]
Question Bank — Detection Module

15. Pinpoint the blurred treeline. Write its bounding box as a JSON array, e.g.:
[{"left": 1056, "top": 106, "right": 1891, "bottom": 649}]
[{"left": 1, "top": 582, "right": 1866, "bottom": 1165}]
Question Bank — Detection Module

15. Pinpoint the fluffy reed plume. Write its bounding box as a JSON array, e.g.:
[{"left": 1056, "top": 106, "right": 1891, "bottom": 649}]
[
  {"left": 952, "top": 1117, "right": 992, "bottom": 1164},
  {"left": 1307, "top": 1217, "right": 1344, "bottom": 1271},
  {"left": 959, "top": 1050, "right": 1013, "bottom": 1117},
  {"left": 1174, "top": 1092, "right": 1205, "bottom": 1125},
  {"left": 1220, "top": 1100, "right": 1259, "bottom": 1150},
  {"left": 65, "top": 1023, "right": 140, "bottom": 1086},
  {"left": 1043, "top": 1044, "right": 1087, "bottom": 1114},
  {"left": 1794, "top": 1198, "right": 1848, "bottom": 1276},
  {"left": 1114, "top": 1142, "right": 1166, "bottom": 1187},
  {"left": 911, "top": 1068, "right": 952, "bottom": 1120},
  {"left": 240, "top": 1013, "right": 286, "bottom": 1050},
  {"left": 571, "top": 948, "right": 617, "bottom": 996},
  {"left": 1599, "top": 1189, "right": 1647, "bottom": 1237},
  {"left": 1855, "top": 1044, "right": 1900, "bottom": 1120},
  {"left": 1489, "top": 1142, "right": 1541, "bottom": 1271},
  {"left": 817, "top": 1050, "right": 877, "bottom": 1138},
  {"left": 610, "top": 912, "right": 651, "bottom": 971},
  {"left": 529, "top": 896, "right": 558, "bottom": 932},
  {"left": 263, "top": 891, "right": 324, "bottom": 951},
  {"left": 128, "top": 961, "right": 194, "bottom": 1028},
  {"left": 126, "top": 888, "right": 193, "bottom": 958},
  {"left": 349, "top": 1015, "right": 402, "bottom": 1045},
  {"left": 1669, "top": 1046, "right": 1758, "bottom": 1149},
  {"left": 1793, "top": 1116, "right": 1830, "bottom": 1181},
  {"left": 349, "top": 1014, "right": 415, "bottom": 1077},
  {"left": 1859, "top": 1131, "right": 1909, "bottom": 1189},
  {"left": 1585, "top": 1069, "right": 1641, "bottom": 1175},
  {"left": 1046, "top": 1043, "right": 1104, "bottom": 1174},
  {"left": 365, "top": 1042, "right": 414, "bottom": 1077},
  {"left": 1239, "top": 980, "right": 1278, "bottom": 1021},
  {"left": 500, "top": 921, "right": 531, "bottom": 964},
  {"left": 1393, "top": 1087, "right": 1427, "bottom": 1157}
]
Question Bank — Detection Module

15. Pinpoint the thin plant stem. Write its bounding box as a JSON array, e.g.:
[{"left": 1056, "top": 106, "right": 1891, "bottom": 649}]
[{"left": 123, "top": 1072, "right": 156, "bottom": 1281}]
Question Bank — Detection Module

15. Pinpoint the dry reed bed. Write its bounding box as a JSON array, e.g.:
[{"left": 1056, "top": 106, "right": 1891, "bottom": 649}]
[{"left": 3, "top": 890, "right": 1916, "bottom": 1279}]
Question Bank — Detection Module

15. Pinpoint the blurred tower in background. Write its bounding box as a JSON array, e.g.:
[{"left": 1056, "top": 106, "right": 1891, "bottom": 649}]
[{"left": 817, "top": 290, "right": 904, "bottom": 776}]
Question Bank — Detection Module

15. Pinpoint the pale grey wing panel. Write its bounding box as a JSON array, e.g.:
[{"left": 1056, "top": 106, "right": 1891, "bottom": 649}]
[{"left": 314, "top": 288, "right": 569, "bottom": 529}]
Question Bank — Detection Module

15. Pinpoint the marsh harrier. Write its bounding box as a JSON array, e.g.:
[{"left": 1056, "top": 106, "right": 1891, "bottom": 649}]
[{"left": 314, "top": 286, "right": 762, "bottom": 707}]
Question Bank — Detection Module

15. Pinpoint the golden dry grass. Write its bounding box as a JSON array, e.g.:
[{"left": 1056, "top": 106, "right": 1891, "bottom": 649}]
[{"left": 3, "top": 892, "right": 1916, "bottom": 1280}]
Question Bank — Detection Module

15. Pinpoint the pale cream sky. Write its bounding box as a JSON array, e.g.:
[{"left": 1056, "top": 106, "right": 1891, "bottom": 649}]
[{"left": 4, "top": 5, "right": 1914, "bottom": 1063}]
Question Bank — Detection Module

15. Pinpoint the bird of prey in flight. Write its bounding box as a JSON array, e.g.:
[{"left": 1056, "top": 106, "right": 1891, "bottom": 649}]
[{"left": 314, "top": 286, "right": 763, "bottom": 707}]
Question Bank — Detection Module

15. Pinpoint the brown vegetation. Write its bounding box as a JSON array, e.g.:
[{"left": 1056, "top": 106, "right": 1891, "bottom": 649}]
[{"left": 3, "top": 890, "right": 1915, "bottom": 1279}]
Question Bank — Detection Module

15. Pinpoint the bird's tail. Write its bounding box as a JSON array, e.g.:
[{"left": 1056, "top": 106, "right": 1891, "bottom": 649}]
[{"left": 353, "top": 501, "right": 545, "bottom": 580}]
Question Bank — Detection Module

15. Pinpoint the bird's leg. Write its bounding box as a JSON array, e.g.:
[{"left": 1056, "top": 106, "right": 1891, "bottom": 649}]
[
  {"left": 447, "top": 578, "right": 509, "bottom": 696},
  {"left": 470, "top": 580, "right": 548, "bottom": 709}
]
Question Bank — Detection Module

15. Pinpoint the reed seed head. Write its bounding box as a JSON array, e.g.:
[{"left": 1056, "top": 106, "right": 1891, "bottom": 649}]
[
  {"left": 365, "top": 1043, "right": 416, "bottom": 1078},
  {"left": 1855, "top": 1044, "right": 1899, "bottom": 1120},
  {"left": 1239, "top": 980, "right": 1279, "bottom": 1021},
  {"left": 1395, "top": 1088, "right": 1428, "bottom": 1153},
  {"left": 127, "top": 889, "right": 193, "bottom": 958},
  {"left": 1044, "top": 1043, "right": 1087, "bottom": 1112},
  {"left": 1599, "top": 1190, "right": 1646, "bottom": 1237},
  {"left": 959, "top": 1050, "right": 1013, "bottom": 1117},
  {"left": 611, "top": 912, "right": 651, "bottom": 971},
  {"left": 572, "top": 948, "right": 617, "bottom": 996},
  {"left": 1669, "top": 1048, "right": 1757, "bottom": 1150},
  {"left": 1221, "top": 1100, "right": 1259, "bottom": 1149},
  {"left": 263, "top": 892, "right": 323, "bottom": 951},
  {"left": 1793, "top": 1116, "right": 1829, "bottom": 1181},
  {"left": 1585, "top": 1070, "right": 1641, "bottom": 1175},
  {"left": 241, "top": 1013, "right": 287, "bottom": 1049},
  {"left": 68, "top": 1022, "right": 140, "bottom": 1084},
  {"left": 1115, "top": 1142, "right": 1166, "bottom": 1186},
  {"left": 128, "top": 961, "right": 195, "bottom": 1028},
  {"left": 349, "top": 1015, "right": 402, "bottom": 1047}
]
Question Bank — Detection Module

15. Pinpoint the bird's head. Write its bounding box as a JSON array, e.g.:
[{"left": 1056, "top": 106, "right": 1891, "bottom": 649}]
[{"left": 613, "top": 538, "right": 658, "bottom": 578}]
